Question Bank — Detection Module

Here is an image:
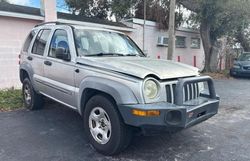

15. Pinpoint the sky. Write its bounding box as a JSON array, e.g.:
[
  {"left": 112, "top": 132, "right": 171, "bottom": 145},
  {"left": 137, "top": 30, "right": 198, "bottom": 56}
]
[{"left": 7, "top": 0, "right": 69, "bottom": 12}]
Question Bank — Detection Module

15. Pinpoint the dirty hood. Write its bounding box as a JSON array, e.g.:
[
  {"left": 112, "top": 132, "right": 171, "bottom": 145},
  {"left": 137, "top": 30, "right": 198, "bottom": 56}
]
[{"left": 76, "top": 57, "right": 199, "bottom": 80}]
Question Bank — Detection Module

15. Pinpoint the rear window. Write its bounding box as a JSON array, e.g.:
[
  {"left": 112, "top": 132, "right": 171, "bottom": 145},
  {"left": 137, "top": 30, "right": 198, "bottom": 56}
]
[
  {"left": 22, "top": 30, "right": 37, "bottom": 52},
  {"left": 31, "top": 29, "right": 51, "bottom": 56}
]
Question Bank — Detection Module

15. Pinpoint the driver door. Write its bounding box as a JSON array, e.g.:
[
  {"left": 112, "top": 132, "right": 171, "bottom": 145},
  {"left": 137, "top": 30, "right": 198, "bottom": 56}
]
[{"left": 43, "top": 28, "right": 77, "bottom": 108}]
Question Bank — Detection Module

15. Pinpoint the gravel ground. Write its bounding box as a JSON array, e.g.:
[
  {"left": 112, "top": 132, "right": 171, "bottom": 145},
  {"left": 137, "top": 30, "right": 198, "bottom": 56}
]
[{"left": 0, "top": 79, "right": 250, "bottom": 161}]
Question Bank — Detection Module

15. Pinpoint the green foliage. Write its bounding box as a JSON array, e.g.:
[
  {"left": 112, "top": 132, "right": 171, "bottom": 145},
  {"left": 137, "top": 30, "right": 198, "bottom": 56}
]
[
  {"left": 111, "top": 0, "right": 137, "bottom": 21},
  {"left": 180, "top": 0, "right": 250, "bottom": 71},
  {"left": 135, "top": 0, "right": 183, "bottom": 29},
  {"left": 65, "top": 0, "right": 110, "bottom": 19},
  {"left": 0, "top": 89, "right": 23, "bottom": 112},
  {"left": 65, "top": 0, "right": 184, "bottom": 27},
  {"left": 234, "top": 27, "right": 250, "bottom": 52},
  {"left": 91, "top": 0, "right": 110, "bottom": 19},
  {"left": 185, "top": 0, "right": 250, "bottom": 43}
]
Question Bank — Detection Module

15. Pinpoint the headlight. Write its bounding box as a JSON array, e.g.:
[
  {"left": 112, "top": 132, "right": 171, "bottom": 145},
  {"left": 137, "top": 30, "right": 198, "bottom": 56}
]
[
  {"left": 144, "top": 79, "right": 159, "bottom": 99},
  {"left": 233, "top": 64, "right": 241, "bottom": 69}
]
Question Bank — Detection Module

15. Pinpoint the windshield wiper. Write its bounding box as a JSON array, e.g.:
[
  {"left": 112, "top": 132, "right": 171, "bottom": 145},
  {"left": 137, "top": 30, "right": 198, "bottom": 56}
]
[
  {"left": 85, "top": 53, "right": 125, "bottom": 57},
  {"left": 124, "top": 54, "right": 138, "bottom": 56}
]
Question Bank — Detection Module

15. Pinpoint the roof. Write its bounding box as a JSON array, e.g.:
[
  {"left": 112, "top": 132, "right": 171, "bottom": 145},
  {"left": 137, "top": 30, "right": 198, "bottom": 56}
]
[
  {"left": 0, "top": 2, "right": 130, "bottom": 30},
  {"left": 33, "top": 21, "right": 126, "bottom": 34},
  {"left": 58, "top": 12, "right": 128, "bottom": 28}
]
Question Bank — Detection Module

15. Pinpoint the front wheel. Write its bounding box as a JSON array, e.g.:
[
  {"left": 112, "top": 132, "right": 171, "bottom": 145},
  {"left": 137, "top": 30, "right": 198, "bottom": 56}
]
[{"left": 84, "top": 95, "right": 132, "bottom": 155}]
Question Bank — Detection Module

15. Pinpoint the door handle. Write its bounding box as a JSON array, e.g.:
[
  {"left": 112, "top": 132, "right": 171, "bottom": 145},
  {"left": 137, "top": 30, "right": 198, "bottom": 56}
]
[
  {"left": 27, "top": 56, "right": 33, "bottom": 61},
  {"left": 44, "top": 60, "right": 52, "bottom": 66},
  {"left": 75, "top": 69, "right": 80, "bottom": 73}
]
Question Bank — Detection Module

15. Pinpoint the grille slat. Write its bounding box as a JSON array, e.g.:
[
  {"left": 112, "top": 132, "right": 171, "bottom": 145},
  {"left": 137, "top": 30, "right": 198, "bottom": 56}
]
[
  {"left": 170, "top": 85, "right": 174, "bottom": 103},
  {"left": 196, "top": 83, "right": 199, "bottom": 97},
  {"left": 191, "top": 84, "right": 194, "bottom": 99},
  {"left": 166, "top": 85, "right": 172, "bottom": 103},
  {"left": 187, "top": 84, "right": 191, "bottom": 100}
]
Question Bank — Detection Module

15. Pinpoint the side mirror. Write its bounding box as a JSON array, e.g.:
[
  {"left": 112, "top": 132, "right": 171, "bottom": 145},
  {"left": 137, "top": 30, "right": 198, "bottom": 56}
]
[{"left": 55, "top": 47, "right": 71, "bottom": 61}]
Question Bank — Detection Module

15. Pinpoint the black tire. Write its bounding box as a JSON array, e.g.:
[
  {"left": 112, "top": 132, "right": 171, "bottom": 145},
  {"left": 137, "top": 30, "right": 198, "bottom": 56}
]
[
  {"left": 83, "top": 95, "right": 132, "bottom": 155},
  {"left": 22, "top": 78, "right": 44, "bottom": 110}
]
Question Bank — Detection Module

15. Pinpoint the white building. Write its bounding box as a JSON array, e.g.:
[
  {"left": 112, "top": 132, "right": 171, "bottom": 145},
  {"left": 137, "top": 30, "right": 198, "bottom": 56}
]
[{"left": 123, "top": 18, "right": 205, "bottom": 69}]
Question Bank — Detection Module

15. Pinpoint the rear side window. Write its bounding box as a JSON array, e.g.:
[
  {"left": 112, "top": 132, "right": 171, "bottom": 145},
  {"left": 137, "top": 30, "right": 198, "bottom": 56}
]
[
  {"left": 32, "top": 29, "right": 51, "bottom": 55},
  {"left": 23, "top": 30, "right": 37, "bottom": 52}
]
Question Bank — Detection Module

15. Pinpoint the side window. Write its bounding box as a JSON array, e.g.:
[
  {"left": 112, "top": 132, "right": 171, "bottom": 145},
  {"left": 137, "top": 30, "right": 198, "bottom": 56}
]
[
  {"left": 49, "top": 29, "right": 70, "bottom": 59},
  {"left": 191, "top": 38, "right": 201, "bottom": 49},
  {"left": 32, "top": 29, "right": 51, "bottom": 55},
  {"left": 23, "top": 30, "right": 37, "bottom": 52}
]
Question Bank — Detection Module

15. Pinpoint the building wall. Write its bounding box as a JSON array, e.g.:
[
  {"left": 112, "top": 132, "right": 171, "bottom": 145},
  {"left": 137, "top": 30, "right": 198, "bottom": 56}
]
[
  {"left": 126, "top": 21, "right": 205, "bottom": 70},
  {"left": 0, "top": 16, "right": 41, "bottom": 89}
]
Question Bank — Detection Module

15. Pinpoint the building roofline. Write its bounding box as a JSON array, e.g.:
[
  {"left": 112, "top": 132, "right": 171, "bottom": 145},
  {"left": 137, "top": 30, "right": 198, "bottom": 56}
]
[
  {"left": 0, "top": 10, "right": 44, "bottom": 21},
  {"left": 58, "top": 18, "right": 134, "bottom": 32},
  {"left": 123, "top": 18, "right": 200, "bottom": 34}
]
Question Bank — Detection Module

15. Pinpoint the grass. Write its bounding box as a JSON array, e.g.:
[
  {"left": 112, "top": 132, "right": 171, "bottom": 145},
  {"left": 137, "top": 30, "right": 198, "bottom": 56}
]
[{"left": 0, "top": 88, "right": 24, "bottom": 112}]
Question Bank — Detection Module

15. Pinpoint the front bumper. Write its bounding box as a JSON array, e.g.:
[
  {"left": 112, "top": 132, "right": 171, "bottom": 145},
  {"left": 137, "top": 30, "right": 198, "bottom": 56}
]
[{"left": 118, "top": 76, "right": 220, "bottom": 134}]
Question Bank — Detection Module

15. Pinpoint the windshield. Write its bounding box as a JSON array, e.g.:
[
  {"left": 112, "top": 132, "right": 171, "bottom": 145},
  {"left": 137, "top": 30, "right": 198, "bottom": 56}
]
[
  {"left": 238, "top": 53, "right": 250, "bottom": 61},
  {"left": 74, "top": 29, "right": 144, "bottom": 57}
]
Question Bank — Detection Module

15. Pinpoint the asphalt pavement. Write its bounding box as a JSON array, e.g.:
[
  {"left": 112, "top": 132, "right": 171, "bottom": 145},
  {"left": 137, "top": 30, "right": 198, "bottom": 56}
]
[{"left": 0, "top": 78, "right": 250, "bottom": 161}]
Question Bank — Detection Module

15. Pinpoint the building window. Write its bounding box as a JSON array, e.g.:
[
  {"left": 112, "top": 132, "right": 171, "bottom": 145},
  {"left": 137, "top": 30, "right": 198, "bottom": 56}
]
[
  {"left": 176, "top": 36, "right": 186, "bottom": 48},
  {"left": 157, "top": 36, "right": 168, "bottom": 47},
  {"left": 191, "top": 38, "right": 201, "bottom": 49}
]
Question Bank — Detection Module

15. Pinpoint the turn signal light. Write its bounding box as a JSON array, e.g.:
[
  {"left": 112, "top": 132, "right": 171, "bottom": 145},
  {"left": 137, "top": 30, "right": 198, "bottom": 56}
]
[{"left": 132, "top": 109, "right": 160, "bottom": 117}]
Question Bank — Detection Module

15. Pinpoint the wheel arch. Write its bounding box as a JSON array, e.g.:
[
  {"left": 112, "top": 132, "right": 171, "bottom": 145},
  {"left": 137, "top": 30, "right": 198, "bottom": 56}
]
[
  {"left": 19, "top": 62, "right": 34, "bottom": 83},
  {"left": 78, "top": 77, "right": 139, "bottom": 115}
]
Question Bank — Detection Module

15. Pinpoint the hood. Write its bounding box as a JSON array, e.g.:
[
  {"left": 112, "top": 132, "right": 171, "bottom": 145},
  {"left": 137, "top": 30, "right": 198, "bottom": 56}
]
[
  {"left": 236, "top": 61, "right": 250, "bottom": 66},
  {"left": 76, "top": 57, "right": 199, "bottom": 80}
]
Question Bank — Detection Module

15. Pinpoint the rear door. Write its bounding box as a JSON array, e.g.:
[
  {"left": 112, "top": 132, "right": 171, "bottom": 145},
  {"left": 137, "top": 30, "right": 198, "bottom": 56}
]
[
  {"left": 43, "top": 27, "right": 77, "bottom": 108},
  {"left": 29, "top": 29, "right": 51, "bottom": 92}
]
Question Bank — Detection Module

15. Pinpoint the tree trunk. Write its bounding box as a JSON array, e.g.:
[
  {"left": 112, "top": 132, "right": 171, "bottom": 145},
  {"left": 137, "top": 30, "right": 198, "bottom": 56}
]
[{"left": 200, "top": 20, "right": 213, "bottom": 72}]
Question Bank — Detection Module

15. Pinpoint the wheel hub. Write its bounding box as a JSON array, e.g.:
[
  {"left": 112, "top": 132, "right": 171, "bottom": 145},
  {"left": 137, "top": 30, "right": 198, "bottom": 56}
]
[
  {"left": 89, "top": 107, "right": 111, "bottom": 144},
  {"left": 24, "top": 85, "right": 31, "bottom": 105}
]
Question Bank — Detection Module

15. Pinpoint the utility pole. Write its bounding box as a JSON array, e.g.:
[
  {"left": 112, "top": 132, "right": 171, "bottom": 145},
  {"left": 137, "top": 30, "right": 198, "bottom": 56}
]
[
  {"left": 143, "top": 0, "right": 146, "bottom": 52},
  {"left": 167, "top": 0, "right": 176, "bottom": 60}
]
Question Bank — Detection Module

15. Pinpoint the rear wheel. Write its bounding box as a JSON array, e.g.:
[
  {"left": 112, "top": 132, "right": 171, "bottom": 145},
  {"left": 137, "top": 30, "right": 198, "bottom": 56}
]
[
  {"left": 84, "top": 95, "right": 132, "bottom": 155},
  {"left": 22, "top": 78, "right": 44, "bottom": 110}
]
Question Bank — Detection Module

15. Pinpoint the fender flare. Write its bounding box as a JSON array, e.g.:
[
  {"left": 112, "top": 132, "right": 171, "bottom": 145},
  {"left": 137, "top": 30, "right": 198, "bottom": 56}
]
[
  {"left": 19, "top": 62, "right": 36, "bottom": 89},
  {"left": 78, "top": 76, "right": 139, "bottom": 114}
]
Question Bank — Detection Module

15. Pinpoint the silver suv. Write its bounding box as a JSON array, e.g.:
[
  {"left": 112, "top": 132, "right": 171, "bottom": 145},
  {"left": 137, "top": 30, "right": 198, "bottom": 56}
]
[{"left": 19, "top": 22, "right": 219, "bottom": 155}]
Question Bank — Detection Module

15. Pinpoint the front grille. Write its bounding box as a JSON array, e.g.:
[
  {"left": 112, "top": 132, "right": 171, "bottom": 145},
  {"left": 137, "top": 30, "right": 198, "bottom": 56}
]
[
  {"left": 166, "top": 82, "right": 200, "bottom": 104},
  {"left": 243, "top": 66, "right": 250, "bottom": 70}
]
